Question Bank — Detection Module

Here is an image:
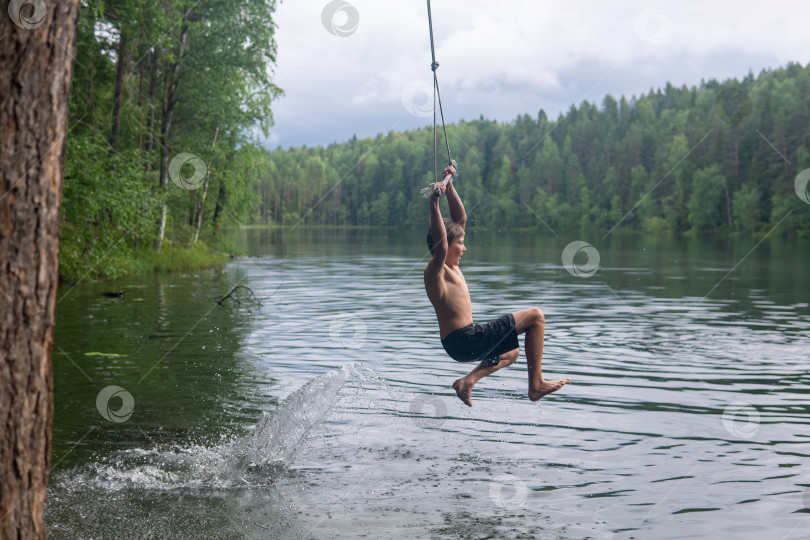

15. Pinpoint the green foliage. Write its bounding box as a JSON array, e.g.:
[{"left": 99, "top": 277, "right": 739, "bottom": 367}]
[
  {"left": 60, "top": 0, "right": 281, "bottom": 280},
  {"left": 60, "top": 133, "right": 159, "bottom": 280},
  {"left": 126, "top": 242, "right": 229, "bottom": 275},
  {"left": 688, "top": 164, "right": 725, "bottom": 231},
  {"left": 63, "top": 3, "right": 810, "bottom": 286},
  {"left": 733, "top": 183, "right": 762, "bottom": 237},
  {"left": 256, "top": 63, "right": 810, "bottom": 238}
]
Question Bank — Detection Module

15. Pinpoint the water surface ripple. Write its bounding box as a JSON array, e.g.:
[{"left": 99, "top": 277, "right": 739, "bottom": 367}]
[{"left": 47, "top": 231, "right": 810, "bottom": 539}]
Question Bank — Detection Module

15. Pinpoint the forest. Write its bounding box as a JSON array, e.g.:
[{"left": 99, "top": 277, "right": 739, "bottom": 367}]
[
  {"left": 259, "top": 64, "right": 810, "bottom": 238},
  {"left": 61, "top": 0, "right": 810, "bottom": 280},
  {"left": 61, "top": 0, "right": 281, "bottom": 279}
]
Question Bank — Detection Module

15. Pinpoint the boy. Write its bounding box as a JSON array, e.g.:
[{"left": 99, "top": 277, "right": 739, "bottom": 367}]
[{"left": 424, "top": 165, "right": 569, "bottom": 406}]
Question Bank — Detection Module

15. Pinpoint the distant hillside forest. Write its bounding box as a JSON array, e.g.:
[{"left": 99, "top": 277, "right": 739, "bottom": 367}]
[
  {"left": 63, "top": 28, "right": 810, "bottom": 279},
  {"left": 261, "top": 62, "right": 810, "bottom": 237}
]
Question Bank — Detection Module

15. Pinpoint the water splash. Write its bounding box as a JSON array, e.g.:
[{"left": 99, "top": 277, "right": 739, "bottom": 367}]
[
  {"left": 55, "top": 363, "right": 382, "bottom": 493},
  {"left": 232, "top": 364, "right": 352, "bottom": 467}
]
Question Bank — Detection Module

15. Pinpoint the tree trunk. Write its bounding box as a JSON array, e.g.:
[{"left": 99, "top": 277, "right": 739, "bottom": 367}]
[
  {"left": 137, "top": 39, "right": 144, "bottom": 153},
  {"left": 733, "top": 134, "right": 739, "bottom": 178},
  {"left": 212, "top": 181, "right": 226, "bottom": 236},
  {"left": 155, "top": 22, "right": 188, "bottom": 253},
  {"left": 722, "top": 179, "right": 733, "bottom": 230},
  {"left": 192, "top": 175, "right": 210, "bottom": 243},
  {"left": 88, "top": 76, "right": 96, "bottom": 131},
  {"left": 110, "top": 31, "right": 126, "bottom": 154},
  {"left": 192, "top": 126, "right": 217, "bottom": 245},
  {"left": 145, "top": 49, "right": 160, "bottom": 174},
  {"left": 0, "top": 1, "right": 81, "bottom": 538}
]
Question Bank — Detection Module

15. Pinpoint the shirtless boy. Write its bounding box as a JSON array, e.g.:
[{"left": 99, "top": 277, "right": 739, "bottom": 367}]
[{"left": 423, "top": 165, "right": 569, "bottom": 406}]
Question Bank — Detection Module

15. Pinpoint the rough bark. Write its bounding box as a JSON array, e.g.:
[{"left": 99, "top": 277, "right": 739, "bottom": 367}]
[{"left": 0, "top": 0, "right": 81, "bottom": 538}]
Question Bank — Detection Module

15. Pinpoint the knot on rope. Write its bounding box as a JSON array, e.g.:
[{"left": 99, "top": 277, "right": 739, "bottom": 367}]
[
  {"left": 421, "top": 182, "right": 443, "bottom": 199},
  {"left": 421, "top": 0, "right": 456, "bottom": 201}
]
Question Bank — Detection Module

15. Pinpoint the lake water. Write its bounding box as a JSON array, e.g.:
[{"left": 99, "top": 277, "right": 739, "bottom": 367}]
[{"left": 46, "top": 227, "right": 810, "bottom": 539}]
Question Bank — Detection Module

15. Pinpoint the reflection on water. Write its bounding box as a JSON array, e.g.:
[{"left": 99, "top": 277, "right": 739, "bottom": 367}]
[{"left": 47, "top": 228, "right": 810, "bottom": 539}]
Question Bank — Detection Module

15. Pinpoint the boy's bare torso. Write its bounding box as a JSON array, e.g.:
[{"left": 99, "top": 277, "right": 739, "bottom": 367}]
[{"left": 424, "top": 263, "right": 473, "bottom": 340}]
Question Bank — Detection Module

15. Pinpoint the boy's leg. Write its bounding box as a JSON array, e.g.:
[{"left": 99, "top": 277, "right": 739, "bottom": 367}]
[
  {"left": 452, "top": 349, "right": 519, "bottom": 407},
  {"left": 512, "top": 308, "right": 569, "bottom": 401}
]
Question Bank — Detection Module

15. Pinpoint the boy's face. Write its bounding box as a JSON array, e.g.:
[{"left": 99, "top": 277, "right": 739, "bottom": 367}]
[{"left": 447, "top": 236, "right": 466, "bottom": 265}]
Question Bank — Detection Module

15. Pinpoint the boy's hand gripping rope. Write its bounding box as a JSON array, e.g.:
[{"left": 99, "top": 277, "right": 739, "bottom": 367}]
[{"left": 421, "top": 159, "right": 458, "bottom": 198}]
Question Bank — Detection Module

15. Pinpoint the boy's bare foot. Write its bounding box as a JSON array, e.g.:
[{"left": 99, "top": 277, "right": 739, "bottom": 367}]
[
  {"left": 452, "top": 378, "right": 473, "bottom": 407},
  {"left": 529, "top": 378, "right": 570, "bottom": 401}
]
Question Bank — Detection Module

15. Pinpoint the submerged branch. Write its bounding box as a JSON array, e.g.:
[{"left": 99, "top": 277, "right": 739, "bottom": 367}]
[{"left": 217, "top": 284, "right": 261, "bottom": 306}]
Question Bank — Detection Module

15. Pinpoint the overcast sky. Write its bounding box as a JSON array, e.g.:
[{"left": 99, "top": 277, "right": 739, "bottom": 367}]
[{"left": 263, "top": 0, "right": 810, "bottom": 149}]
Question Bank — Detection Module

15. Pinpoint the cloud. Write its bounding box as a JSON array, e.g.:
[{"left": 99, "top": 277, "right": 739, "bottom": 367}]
[{"left": 264, "top": 0, "right": 810, "bottom": 149}]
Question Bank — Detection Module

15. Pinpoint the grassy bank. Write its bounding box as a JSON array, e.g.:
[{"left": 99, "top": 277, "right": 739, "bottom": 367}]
[{"left": 58, "top": 231, "right": 234, "bottom": 283}]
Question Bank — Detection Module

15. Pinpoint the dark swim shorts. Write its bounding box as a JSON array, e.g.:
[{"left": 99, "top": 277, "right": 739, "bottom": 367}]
[{"left": 441, "top": 313, "right": 519, "bottom": 367}]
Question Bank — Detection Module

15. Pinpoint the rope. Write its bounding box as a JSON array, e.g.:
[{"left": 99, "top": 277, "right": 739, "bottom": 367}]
[
  {"left": 433, "top": 59, "right": 438, "bottom": 187},
  {"left": 421, "top": 0, "right": 457, "bottom": 198}
]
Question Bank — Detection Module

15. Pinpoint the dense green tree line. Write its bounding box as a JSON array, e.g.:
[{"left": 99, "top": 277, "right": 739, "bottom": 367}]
[
  {"left": 61, "top": 0, "right": 280, "bottom": 279},
  {"left": 63, "top": 8, "right": 809, "bottom": 280},
  {"left": 259, "top": 62, "right": 810, "bottom": 237}
]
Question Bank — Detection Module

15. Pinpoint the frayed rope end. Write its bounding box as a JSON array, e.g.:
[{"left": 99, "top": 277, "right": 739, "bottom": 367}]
[{"left": 421, "top": 182, "right": 442, "bottom": 198}]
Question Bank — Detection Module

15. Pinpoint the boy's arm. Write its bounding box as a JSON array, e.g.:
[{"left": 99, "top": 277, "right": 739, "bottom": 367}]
[
  {"left": 427, "top": 192, "right": 448, "bottom": 272},
  {"left": 445, "top": 181, "right": 466, "bottom": 230},
  {"left": 443, "top": 166, "right": 466, "bottom": 229}
]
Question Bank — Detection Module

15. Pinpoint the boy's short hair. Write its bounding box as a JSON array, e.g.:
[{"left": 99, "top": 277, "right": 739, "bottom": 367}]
[{"left": 426, "top": 219, "right": 464, "bottom": 254}]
